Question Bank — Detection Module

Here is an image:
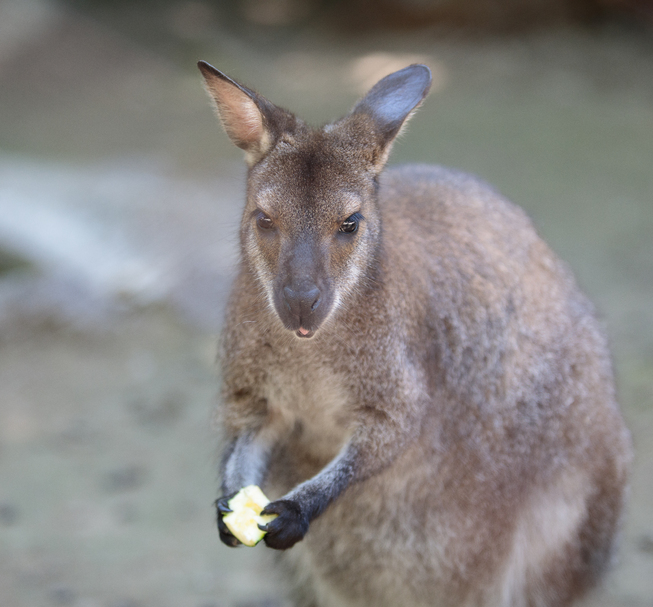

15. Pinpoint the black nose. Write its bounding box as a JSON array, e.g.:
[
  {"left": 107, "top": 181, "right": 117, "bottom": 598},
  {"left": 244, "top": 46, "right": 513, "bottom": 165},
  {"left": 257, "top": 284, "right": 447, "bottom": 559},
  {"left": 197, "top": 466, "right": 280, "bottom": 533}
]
[{"left": 283, "top": 285, "right": 321, "bottom": 320}]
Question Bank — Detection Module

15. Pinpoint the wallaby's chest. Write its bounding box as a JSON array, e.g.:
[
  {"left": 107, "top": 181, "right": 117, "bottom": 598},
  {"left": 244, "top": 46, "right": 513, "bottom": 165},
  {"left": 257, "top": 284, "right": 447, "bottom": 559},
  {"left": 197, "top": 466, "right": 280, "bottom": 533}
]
[{"left": 264, "top": 351, "right": 354, "bottom": 462}]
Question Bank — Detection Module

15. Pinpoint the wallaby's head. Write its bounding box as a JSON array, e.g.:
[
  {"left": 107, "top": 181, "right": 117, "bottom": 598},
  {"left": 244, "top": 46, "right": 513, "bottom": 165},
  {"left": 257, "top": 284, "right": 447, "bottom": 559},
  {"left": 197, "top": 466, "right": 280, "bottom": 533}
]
[{"left": 199, "top": 61, "right": 431, "bottom": 338}]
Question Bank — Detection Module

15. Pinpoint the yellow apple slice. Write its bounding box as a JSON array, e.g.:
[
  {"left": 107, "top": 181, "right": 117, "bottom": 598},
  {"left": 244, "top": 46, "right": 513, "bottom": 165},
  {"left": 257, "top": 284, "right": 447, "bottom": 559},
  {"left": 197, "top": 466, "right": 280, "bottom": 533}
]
[{"left": 223, "top": 485, "right": 277, "bottom": 547}]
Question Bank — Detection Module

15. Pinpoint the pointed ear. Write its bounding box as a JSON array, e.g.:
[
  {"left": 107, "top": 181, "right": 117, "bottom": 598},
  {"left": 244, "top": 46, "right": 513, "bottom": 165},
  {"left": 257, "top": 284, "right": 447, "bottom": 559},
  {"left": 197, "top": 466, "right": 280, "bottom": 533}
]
[
  {"left": 350, "top": 64, "right": 432, "bottom": 166},
  {"left": 198, "top": 61, "right": 292, "bottom": 166}
]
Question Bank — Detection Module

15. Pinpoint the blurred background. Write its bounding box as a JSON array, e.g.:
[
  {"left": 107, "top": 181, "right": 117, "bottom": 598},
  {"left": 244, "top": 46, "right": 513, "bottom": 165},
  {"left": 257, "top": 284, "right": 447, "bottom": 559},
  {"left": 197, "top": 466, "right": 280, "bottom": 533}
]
[{"left": 0, "top": 1, "right": 652, "bottom": 606}]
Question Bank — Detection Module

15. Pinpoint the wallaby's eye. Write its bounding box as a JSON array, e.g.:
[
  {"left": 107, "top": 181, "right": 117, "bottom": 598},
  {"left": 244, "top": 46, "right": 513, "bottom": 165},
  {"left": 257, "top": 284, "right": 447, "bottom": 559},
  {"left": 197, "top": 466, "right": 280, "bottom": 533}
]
[
  {"left": 339, "top": 213, "right": 362, "bottom": 234},
  {"left": 256, "top": 212, "right": 274, "bottom": 231}
]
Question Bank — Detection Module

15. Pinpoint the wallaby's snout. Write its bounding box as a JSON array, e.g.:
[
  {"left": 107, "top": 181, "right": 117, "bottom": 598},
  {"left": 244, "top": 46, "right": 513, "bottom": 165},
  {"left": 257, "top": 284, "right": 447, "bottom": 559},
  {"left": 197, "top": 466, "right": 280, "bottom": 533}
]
[
  {"left": 282, "top": 283, "right": 321, "bottom": 331},
  {"left": 273, "top": 237, "right": 334, "bottom": 338},
  {"left": 284, "top": 283, "right": 320, "bottom": 317}
]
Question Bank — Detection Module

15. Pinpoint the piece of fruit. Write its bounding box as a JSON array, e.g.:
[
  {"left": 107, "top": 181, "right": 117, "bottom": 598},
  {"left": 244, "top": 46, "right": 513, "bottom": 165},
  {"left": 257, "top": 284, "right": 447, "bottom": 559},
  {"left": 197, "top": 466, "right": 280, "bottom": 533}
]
[{"left": 223, "top": 485, "right": 278, "bottom": 547}]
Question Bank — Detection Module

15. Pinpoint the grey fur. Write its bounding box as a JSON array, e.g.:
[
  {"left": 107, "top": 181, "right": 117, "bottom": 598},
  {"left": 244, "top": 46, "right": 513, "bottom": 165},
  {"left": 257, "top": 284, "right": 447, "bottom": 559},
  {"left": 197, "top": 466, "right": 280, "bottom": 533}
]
[{"left": 199, "top": 61, "right": 631, "bottom": 606}]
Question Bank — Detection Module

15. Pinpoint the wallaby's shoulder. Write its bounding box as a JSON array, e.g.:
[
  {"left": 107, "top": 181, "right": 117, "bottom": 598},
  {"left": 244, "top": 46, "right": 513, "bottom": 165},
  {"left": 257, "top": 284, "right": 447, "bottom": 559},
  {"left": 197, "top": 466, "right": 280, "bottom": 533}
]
[
  {"left": 378, "top": 163, "right": 542, "bottom": 294},
  {"left": 380, "top": 163, "right": 533, "bottom": 234}
]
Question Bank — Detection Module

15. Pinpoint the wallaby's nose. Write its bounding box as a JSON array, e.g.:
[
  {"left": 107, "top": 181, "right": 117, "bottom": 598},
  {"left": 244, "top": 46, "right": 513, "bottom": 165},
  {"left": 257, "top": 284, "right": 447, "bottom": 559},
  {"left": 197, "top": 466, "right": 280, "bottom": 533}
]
[{"left": 283, "top": 285, "right": 321, "bottom": 321}]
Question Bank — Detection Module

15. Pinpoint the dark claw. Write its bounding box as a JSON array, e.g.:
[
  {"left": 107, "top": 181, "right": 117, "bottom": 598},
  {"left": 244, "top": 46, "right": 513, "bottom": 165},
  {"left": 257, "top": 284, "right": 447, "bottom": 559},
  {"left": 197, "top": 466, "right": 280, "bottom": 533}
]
[
  {"left": 219, "top": 526, "right": 241, "bottom": 548},
  {"left": 259, "top": 499, "right": 310, "bottom": 550},
  {"left": 215, "top": 498, "right": 233, "bottom": 514},
  {"left": 215, "top": 492, "right": 241, "bottom": 548}
]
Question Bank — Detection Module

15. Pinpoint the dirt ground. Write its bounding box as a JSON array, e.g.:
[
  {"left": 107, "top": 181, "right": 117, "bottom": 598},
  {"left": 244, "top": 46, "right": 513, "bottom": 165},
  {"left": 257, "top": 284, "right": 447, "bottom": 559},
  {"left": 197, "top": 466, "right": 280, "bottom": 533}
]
[{"left": 0, "top": 1, "right": 652, "bottom": 606}]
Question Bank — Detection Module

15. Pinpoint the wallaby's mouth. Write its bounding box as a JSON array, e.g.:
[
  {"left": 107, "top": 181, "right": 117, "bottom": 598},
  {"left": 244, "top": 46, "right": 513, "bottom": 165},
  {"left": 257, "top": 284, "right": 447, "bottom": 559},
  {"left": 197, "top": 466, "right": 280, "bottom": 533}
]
[
  {"left": 273, "top": 278, "right": 333, "bottom": 339},
  {"left": 275, "top": 307, "right": 326, "bottom": 339}
]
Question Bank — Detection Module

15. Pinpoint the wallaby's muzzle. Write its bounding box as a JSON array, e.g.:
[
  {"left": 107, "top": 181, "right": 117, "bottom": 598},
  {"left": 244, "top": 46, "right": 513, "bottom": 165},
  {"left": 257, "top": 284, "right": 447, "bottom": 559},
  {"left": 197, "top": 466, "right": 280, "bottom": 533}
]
[
  {"left": 269, "top": 236, "right": 335, "bottom": 338},
  {"left": 280, "top": 284, "right": 321, "bottom": 337},
  {"left": 284, "top": 284, "right": 320, "bottom": 319},
  {"left": 274, "top": 275, "right": 333, "bottom": 339}
]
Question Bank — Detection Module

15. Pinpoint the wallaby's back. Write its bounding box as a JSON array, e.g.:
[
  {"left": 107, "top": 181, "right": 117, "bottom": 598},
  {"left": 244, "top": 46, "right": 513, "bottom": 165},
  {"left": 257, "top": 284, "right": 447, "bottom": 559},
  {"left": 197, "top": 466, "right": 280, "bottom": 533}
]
[{"left": 199, "top": 62, "right": 631, "bottom": 607}]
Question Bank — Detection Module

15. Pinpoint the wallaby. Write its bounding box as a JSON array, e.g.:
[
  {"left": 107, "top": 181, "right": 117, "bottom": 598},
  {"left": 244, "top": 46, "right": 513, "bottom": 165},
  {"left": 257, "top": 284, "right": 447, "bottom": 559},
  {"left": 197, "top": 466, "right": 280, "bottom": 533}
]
[{"left": 198, "top": 60, "right": 631, "bottom": 607}]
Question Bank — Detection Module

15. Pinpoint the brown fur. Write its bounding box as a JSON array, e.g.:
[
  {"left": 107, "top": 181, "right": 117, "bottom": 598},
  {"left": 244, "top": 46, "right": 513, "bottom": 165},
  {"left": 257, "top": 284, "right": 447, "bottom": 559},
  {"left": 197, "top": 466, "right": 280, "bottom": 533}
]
[{"left": 198, "top": 61, "right": 631, "bottom": 607}]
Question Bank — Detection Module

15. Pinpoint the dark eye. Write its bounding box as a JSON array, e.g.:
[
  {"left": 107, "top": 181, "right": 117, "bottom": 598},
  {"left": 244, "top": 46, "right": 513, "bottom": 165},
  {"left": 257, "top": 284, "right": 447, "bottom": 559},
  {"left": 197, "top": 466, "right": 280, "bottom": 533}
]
[
  {"left": 339, "top": 213, "right": 362, "bottom": 234},
  {"left": 256, "top": 212, "right": 274, "bottom": 231}
]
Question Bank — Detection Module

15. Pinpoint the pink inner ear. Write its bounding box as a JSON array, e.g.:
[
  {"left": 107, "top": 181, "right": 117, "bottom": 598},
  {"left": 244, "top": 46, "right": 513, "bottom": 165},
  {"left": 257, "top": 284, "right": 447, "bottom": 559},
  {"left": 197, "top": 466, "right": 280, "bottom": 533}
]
[{"left": 207, "top": 79, "right": 264, "bottom": 150}]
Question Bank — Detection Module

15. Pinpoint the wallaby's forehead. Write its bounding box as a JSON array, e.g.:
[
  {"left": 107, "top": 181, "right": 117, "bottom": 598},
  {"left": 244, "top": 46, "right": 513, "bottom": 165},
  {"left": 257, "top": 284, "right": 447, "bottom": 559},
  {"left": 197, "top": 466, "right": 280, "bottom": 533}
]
[
  {"left": 249, "top": 129, "right": 372, "bottom": 214},
  {"left": 254, "top": 183, "right": 362, "bottom": 220}
]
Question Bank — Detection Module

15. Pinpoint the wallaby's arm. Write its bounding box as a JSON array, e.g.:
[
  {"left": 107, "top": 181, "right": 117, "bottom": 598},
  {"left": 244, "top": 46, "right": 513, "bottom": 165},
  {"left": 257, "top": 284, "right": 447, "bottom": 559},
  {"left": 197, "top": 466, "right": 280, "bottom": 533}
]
[
  {"left": 216, "top": 417, "right": 290, "bottom": 547},
  {"left": 217, "top": 423, "right": 356, "bottom": 550},
  {"left": 220, "top": 423, "right": 418, "bottom": 550},
  {"left": 221, "top": 430, "right": 272, "bottom": 495},
  {"left": 266, "top": 398, "right": 421, "bottom": 548},
  {"left": 258, "top": 441, "right": 358, "bottom": 550},
  {"left": 219, "top": 342, "right": 425, "bottom": 550}
]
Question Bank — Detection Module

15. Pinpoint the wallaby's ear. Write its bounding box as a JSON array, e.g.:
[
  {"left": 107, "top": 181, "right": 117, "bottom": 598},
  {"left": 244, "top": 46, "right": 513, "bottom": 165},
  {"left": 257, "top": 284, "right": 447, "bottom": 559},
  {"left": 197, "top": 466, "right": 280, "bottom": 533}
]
[
  {"left": 198, "top": 61, "right": 293, "bottom": 166},
  {"left": 351, "top": 64, "right": 432, "bottom": 166}
]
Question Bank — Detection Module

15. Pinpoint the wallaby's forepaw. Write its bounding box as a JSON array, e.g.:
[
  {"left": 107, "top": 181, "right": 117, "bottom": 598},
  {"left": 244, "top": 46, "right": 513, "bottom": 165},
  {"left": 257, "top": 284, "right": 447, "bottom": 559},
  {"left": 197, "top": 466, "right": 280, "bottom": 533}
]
[
  {"left": 215, "top": 493, "right": 241, "bottom": 547},
  {"left": 259, "top": 499, "right": 309, "bottom": 550}
]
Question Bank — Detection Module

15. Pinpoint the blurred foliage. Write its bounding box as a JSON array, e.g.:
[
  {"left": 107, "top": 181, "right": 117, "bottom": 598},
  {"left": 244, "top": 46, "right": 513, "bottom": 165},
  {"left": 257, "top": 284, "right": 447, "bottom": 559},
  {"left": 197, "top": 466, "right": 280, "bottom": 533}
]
[
  {"left": 64, "top": 0, "right": 653, "bottom": 35},
  {"left": 0, "top": 248, "right": 33, "bottom": 277}
]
